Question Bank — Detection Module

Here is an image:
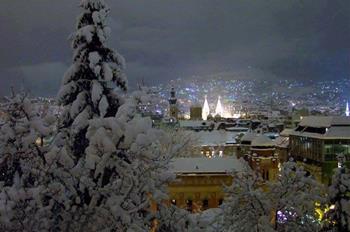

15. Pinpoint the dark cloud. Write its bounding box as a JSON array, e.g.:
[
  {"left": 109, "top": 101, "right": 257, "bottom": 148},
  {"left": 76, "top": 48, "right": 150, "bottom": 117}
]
[
  {"left": 0, "top": 62, "right": 67, "bottom": 97},
  {"left": 0, "top": 0, "right": 349, "bottom": 96}
]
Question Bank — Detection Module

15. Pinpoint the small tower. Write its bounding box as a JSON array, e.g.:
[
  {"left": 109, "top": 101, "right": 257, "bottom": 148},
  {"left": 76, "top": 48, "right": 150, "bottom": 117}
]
[
  {"left": 346, "top": 101, "right": 349, "bottom": 117},
  {"left": 215, "top": 96, "right": 223, "bottom": 117},
  {"left": 168, "top": 87, "right": 178, "bottom": 119},
  {"left": 202, "top": 95, "right": 210, "bottom": 120}
]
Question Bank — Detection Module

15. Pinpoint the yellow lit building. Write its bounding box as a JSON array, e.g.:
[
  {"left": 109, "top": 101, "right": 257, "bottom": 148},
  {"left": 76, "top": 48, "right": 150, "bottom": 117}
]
[{"left": 167, "top": 157, "right": 244, "bottom": 212}]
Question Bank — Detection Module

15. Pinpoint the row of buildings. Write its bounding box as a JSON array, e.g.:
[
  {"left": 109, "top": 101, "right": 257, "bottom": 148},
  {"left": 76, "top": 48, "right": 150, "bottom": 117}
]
[{"left": 165, "top": 87, "right": 350, "bottom": 212}]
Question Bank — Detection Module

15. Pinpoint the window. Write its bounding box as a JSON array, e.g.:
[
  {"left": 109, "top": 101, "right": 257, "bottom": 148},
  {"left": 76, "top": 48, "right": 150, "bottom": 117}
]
[
  {"left": 186, "top": 199, "right": 193, "bottom": 212},
  {"left": 324, "top": 144, "right": 332, "bottom": 154},
  {"left": 202, "top": 199, "right": 209, "bottom": 210},
  {"left": 218, "top": 199, "right": 223, "bottom": 205}
]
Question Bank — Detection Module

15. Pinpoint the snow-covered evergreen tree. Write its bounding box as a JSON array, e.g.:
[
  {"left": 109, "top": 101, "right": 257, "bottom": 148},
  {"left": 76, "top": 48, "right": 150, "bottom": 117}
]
[
  {"left": 46, "top": 85, "right": 193, "bottom": 230},
  {"left": 156, "top": 204, "right": 191, "bottom": 232},
  {"left": 268, "top": 161, "right": 325, "bottom": 231},
  {"left": 0, "top": 92, "right": 54, "bottom": 231},
  {"left": 188, "top": 208, "right": 224, "bottom": 232},
  {"left": 57, "top": 0, "right": 126, "bottom": 157},
  {"left": 327, "top": 154, "right": 350, "bottom": 231},
  {"left": 220, "top": 160, "right": 325, "bottom": 232},
  {"left": 47, "top": 1, "right": 194, "bottom": 230},
  {"left": 220, "top": 169, "right": 273, "bottom": 232}
]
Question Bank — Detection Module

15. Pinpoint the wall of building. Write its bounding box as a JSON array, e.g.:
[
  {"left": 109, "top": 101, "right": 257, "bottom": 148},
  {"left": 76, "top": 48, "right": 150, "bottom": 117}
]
[
  {"left": 190, "top": 107, "right": 202, "bottom": 120},
  {"left": 200, "top": 145, "right": 236, "bottom": 157},
  {"left": 168, "top": 174, "right": 232, "bottom": 212}
]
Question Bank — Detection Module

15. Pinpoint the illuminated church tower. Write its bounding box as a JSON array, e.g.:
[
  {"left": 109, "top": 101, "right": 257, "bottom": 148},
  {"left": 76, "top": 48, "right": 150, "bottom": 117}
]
[
  {"left": 215, "top": 96, "right": 223, "bottom": 117},
  {"left": 168, "top": 87, "right": 178, "bottom": 119},
  {"left": 346, "top": 101, "right": 350, "bottom": 117},
  {"left": 202, "top": 95, "right": 210, "bottom": 120}
]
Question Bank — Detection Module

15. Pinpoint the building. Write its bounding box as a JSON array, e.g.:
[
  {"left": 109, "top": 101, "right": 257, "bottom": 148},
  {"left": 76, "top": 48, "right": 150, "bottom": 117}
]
[
  {"left": 288, "top": 108, "right": 310, "bottom": 128},
  {"left": 289, "top": 116, "right": 350, "bottom": 184},
  {"left": 168, "top": 157, "right": 244, "bottom": 212},
  {"left": 236, "top": 132, "right": 279, "bottom": 181},
  {"left": 237, "top": 132, "right": 258, "bottom": 158},
  {"left": 195, "top": 130, "right": 238, "bottom": 157},
  {"left": 190, "top": 105, "right": 202, "bottom": 120},
  {"left": 247, "top": 135, "right": 278, "bottom": 181},
  {"left": 179, "top": 120, "right": 215, "bottom": 131},
  {"left": 274, "top": 128, "right": 292, "bottom": 163}
]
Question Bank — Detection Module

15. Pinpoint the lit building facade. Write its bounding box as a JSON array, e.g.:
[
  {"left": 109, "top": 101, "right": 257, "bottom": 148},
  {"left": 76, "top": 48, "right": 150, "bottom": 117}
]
[{"left": 168, "top": 158, "right": 243, "bottom": 212}]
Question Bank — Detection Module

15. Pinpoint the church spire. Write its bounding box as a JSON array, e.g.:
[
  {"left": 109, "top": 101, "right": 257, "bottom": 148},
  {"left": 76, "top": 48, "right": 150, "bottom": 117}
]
[
  {"left": 168, "top": 87, "right": 178, "bottom": 119},
  {"left": 215, "top": 96, "right": 223, "bottom": 117},
  {"left": 168, "top": 87, "right": 177, "bottom": 105},
  {"left": 202, "top": 95, "right": 210, "bottom": 120}
]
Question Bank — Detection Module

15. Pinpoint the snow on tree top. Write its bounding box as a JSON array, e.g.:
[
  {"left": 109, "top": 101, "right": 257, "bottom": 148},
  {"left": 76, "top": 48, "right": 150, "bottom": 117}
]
[{"left": 80, "top": 0, "right": 107, "bottom": 11}]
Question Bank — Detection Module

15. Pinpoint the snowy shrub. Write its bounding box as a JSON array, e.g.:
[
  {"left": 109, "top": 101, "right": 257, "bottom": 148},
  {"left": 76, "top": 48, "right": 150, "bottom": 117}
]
[
  {"left": 0, "top": 92, "right": 53, "bottom": 231},
  {"left": 326, "top": 154, "right": 350, "bottom": 231},
  {"left": 220, "top": 160, "right": 326, "bottom": 232}
]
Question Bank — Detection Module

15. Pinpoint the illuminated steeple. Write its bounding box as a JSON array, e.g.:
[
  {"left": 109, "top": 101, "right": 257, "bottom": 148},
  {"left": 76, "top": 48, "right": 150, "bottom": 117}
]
[
  {"left": 202, "top": 95, "right": 210, "bottom": 120},
  {"left": 346, "top": 101, "right": 350, "bottom": 117},
  {"left": 215, "top": 96, "right": 223, "bottom": 117}
]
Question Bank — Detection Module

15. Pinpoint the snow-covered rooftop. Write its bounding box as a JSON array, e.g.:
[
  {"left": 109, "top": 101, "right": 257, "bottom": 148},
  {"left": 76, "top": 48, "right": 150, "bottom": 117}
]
[
  {"left": 170, "top": 157, "right": 244, "bottom": 174},
  {"left": 280, "top": 128, "right": 293, "bottom": 136},
  {"left": 299, "top": 116, "right": 350, "bottom": 128},
  {"left": 240, "top": 132, "right": 258, "bottom": 143},
  {"left": 274, "top": 136, "right": 289, "bottom": 148},
  {"left": 195, "top": 130, "right": 237, "bottom": 146},
  {"left": 179, "top": 120, "right": 214, "bottom": 128},
  {"left": 291, "top": 116, "right": 350, "bottom": 139},
  {"left": 225, "top": 127, "right": 249, "bottom": 132},
  {"left": 325, "top": 126, "right": 350, "bottom": 138},
  {"left": 251, "top": 135, "right": 274, "bottom": 147}
]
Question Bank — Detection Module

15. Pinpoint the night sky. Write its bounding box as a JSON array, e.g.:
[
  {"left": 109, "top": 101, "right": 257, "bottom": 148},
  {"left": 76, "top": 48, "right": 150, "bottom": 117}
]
[{"left": 0, "top": 0, "right": 349, "bottom": 96}]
